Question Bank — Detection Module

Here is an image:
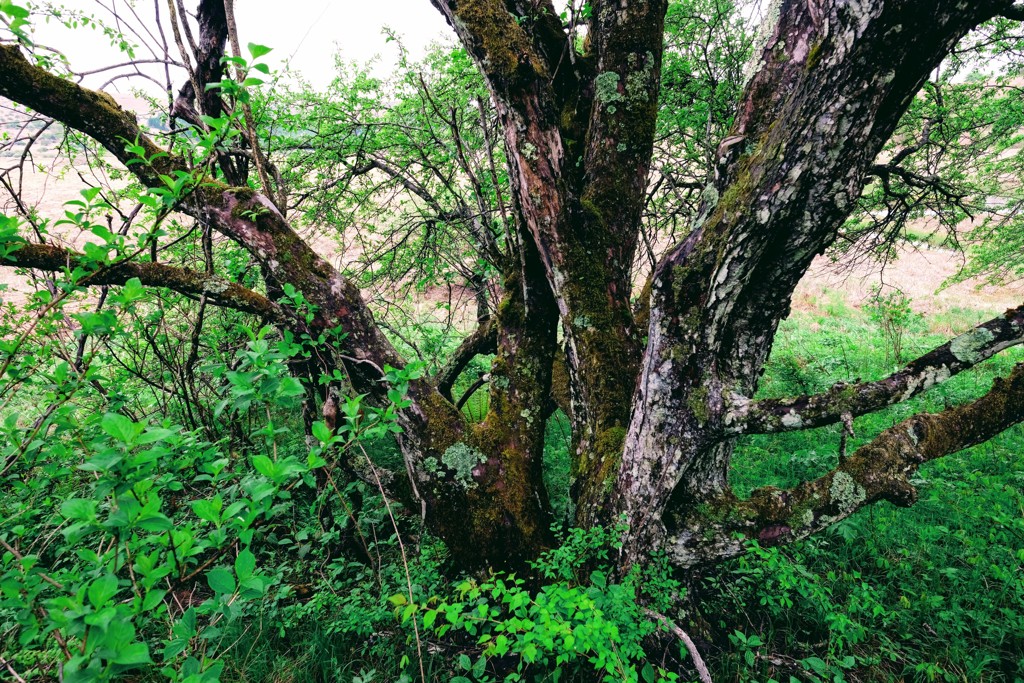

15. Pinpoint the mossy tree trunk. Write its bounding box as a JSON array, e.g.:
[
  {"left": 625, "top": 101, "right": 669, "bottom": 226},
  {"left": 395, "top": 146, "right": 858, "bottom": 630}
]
[
  {"left": 426, "top": 0, "right": 1024, "bottom": 570},
  {"left": 4, "top": 0, "right": 1024, "bottom": 574}
]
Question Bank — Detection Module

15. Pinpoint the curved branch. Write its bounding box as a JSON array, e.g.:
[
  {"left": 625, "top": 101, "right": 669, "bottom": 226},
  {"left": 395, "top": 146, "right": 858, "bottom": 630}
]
[
  {"left": 1, "top": 242, "right": 292, "bottom": 324},
  {"left": 669, "top": 361, "right": 1024, "bottom": 567},
  {"left": 643, "top": 609, "right": 713, "bottom": 683},
  {"left": 435, "top": 319, "right": 497, "bottom": 402},
  {"left": 728, "top": 303, "right": 1024, "bottom": 435}
]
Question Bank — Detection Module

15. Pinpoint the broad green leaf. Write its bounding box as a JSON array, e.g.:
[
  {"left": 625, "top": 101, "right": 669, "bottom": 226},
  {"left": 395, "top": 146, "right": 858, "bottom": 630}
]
[
  {"left": 234, "top": 548, "right": 255, "bottom": 581},
  {"left": 207, "top": 567, "right": 235, "bottom": 595},
  {"left": 61, "top": 498, "right": 96, "bottom": 521},
  {"left": 247, "top": 42, "right": 272, "bottom": 59},
  {"left": 88, "top": 574, "right": 119, "bottom": 609},
  {"left": 112, "top": 642, "right": 152, "bottom": 666},
  {"left": 101, "top": 413, "right": 142, "bottom": 444}
]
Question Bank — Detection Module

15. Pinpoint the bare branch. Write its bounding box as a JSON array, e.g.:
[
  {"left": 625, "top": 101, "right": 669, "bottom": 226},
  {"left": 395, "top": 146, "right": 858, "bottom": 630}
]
[
  {"left": 435, "top": 319, "right": 497, "bottom": 402},
  {"left": 728, "top": 304, "right": 1024, "bottom": 435},
  {"left": 1, "top": 242, "right": 292, "bottom": 324},
  {"left": 643, "top": 609, "right": 713, "bottom": 683}
]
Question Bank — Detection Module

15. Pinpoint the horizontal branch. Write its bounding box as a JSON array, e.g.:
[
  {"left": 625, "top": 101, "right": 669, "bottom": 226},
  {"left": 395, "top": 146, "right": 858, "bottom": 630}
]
[
  {"left": 669, "top": 361, "right": 1024, "bottom": 566},
  {"left": 2, "top": 242, "right": 293, "bottom": 325},
  {"left": 727, "top": 304, "right": 1024, "bottom": 435}
]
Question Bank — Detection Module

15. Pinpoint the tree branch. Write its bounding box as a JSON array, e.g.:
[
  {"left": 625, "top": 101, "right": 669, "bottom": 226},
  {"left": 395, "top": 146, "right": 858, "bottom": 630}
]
[
  {"left": 0, "top": 43, "right": 182, "bottom": 188},
  {"left": 669, "top": 361, "right": 1024, "bottom": 566},
  {"left": 1, "top": 242, "right": 292, "bottom": 324},
  {"left": 728, "top": 304, "right": 1024, "bottom": 435},
  {"left": 427, "top": 0, "right": 550, "bottom": 96},
  {"left": 435, "top": 318, "right": 497, "bottom": 402},
  {"left": 643, "top": 609, "right": 713, "bottom": 683}
]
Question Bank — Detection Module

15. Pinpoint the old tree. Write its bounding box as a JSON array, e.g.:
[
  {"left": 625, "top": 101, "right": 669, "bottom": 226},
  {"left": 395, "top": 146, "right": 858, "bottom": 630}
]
[{"left": 4, "top": 0, "right": 1024, "bottom": 585}]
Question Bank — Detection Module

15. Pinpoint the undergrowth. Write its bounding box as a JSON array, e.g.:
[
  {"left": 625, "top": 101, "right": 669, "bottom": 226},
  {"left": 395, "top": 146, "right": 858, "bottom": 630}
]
[{"left": 2, "top": 289, "right": 1022, "bottom": 683}]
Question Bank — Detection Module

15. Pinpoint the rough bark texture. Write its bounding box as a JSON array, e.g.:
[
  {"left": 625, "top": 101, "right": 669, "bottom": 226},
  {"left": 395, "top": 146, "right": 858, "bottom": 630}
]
[
  {"left": 2, "top": 242, "right": 288, "bottom": 323},
  {"left": 0, "top": 40, "right": 548, "bottom": 569},
  {"left": 612, "top": 0, "right": 1016, "bottom": 566}
]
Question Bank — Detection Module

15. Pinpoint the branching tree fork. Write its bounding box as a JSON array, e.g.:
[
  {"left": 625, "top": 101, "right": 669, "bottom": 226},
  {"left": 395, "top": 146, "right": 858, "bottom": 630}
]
[{"left": 3, "top": 0, "right": 1024, "bottom": 572}]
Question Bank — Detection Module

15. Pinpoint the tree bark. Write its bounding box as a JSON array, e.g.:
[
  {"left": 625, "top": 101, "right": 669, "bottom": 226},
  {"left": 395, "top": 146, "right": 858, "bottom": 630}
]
[{"left": 613, "top": 0, "right": 1017, "bottom": 566}]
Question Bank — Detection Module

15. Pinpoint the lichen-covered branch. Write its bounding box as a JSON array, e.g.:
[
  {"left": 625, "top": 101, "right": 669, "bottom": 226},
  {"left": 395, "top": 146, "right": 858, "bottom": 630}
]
[
  {"left": 614, "top": 0, "right": 1011, "bottom": 567},
  {"left": 666, "top": 362, "right": 1024, "bottom": 567},
  {"left": 1, "top": 242, "right": 291, "bottom": 323},
  {"left": 729, "top": 303, "right": 1024, "bottom": 435},
  {"left": 1, "top": 26, "right": 571, "bottom": 569}
]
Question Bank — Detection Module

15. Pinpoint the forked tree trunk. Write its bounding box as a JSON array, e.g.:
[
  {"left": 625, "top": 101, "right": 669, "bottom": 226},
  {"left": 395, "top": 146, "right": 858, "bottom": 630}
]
[
  {"left": 3, "top": 0, "right": 1024, "bottom": 575},
  {"left": 428, "top": 0, "right": 1023, "bottom": 570}
]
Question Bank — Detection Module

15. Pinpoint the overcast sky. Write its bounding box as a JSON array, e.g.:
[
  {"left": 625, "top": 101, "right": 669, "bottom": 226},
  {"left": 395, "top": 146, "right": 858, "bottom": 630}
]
[{"left": 27, "top": 0, "right": 454, "bottom": 92}]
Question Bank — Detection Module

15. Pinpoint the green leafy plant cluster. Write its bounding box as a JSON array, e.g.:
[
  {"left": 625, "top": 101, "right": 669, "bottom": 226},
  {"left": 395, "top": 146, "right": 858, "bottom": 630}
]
[{"left": 393, "top": 524, "right": 689, "bottom": 683}]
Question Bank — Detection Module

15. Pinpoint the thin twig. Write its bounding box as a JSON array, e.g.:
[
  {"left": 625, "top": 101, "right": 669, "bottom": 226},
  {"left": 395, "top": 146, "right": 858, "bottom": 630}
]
[{"left": 643, "top": 608, "right": 713, "bottom": 683}]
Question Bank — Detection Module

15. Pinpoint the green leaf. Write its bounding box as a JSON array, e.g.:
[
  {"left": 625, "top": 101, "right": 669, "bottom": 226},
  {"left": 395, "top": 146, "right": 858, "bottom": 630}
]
[
  {"left": 137, "top": 514, "right": 174, "bottom": 532},
  {"left": 311, "top": 421, "right": 332, "bottom": 443},
  {"left": 251, "top": 454, "right": 276, "bottom": 479},
  {"left": 207, "top": 567, "right": 236, "bottom": 595},
  {"left": 247, "top": 42, "right": 272, "bottom": 59},
  {"left": 88, "top": 574, "right": 119, "bottom": 609},
  {"left": 142, "top": 589, "right": 166, "bottom": 611},
  {"left": 61, "top": 498, "right": 97, "bottom": 521},
  {"left": 112, "top": 642, "right": 152, "bottom": 666},
  {"left": 192, "top": 498, "right": 222, "bottom": 525},
  {"left": 119, "top": 277, "right": 145, "bottom": 303},
  {"left": 234, "top": 548, "right": 256, "bottom": 581},
  {"left": 101, "top": 413, "right": 142, "bottom": 444}
]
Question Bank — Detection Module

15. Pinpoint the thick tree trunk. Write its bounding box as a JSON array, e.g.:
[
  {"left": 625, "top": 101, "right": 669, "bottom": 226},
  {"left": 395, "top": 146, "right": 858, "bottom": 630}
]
[{"left": 612, "top": 0, "right": 1014, "bottom": 567}]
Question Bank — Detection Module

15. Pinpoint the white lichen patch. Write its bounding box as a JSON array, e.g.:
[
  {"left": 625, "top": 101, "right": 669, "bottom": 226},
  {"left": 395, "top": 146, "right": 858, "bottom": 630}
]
[
  {"left": 624, "top": 52, "right": 655, "bottom": 103},
  {"left": 900, "top": 365, "right": 951, "bottom": 401},
  {"left": 742, "top": 0, "right": 783, "bottom": 85},
  {"left": 829, "top": 471, "right": 866, "bottom": 510},
  {"left": 595, "top": 71, "right": 624, "bottom": 105},
  {"left": 441, "top": 442, "right": 487, "bottom": 490},
  {"left": 949, "top": 327, "right": 995, "bottom": 364},
  {"left": 781, "top": 410, "right": 803, "bottom": 429},
  {"left": 203, "top": 279, "right": 230, "bottom": 294}
]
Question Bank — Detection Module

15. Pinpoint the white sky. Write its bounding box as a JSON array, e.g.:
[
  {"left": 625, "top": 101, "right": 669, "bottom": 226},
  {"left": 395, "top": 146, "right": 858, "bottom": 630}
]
[{"left": 25, "top": 0, "right": 454, "bottom": 92}]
